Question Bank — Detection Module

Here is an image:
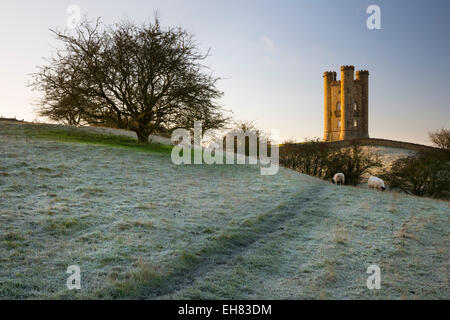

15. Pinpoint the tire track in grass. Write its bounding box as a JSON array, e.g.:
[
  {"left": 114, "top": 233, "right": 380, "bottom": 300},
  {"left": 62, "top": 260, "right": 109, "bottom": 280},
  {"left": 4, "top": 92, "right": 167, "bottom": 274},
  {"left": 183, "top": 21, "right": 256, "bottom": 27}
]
[
  {"left": 165, "top": 183, "right": 338, "bottom": 299},
  {"left": 99, "top": 183, "right": 330, "bottom": 299}
]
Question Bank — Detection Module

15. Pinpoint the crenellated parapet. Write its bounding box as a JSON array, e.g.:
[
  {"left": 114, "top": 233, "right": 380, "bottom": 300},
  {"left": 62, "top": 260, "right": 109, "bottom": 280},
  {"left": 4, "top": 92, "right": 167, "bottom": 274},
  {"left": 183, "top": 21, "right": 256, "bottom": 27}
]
[
  {"left": 323, "top": 71, "right": 337, "bottom": 81},
  {"left": 340, "top": 65, "right": 355, "bottom": 71},
  {"left": 356, "top": 70, "right": 369, "bottom": 80}
]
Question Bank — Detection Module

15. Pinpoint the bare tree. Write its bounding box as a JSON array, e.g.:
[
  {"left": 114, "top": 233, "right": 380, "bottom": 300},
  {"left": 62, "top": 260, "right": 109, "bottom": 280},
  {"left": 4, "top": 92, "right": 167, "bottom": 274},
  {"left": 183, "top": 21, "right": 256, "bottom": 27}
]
[
  {"left": 429, "top": 128, "right": 450, "bottom": 151},
  {"left": 222, "top": 120, "right": 269, "bottom": 157},
  {"left": 32, "top": 16, "right": 229, "bottom": 142}
]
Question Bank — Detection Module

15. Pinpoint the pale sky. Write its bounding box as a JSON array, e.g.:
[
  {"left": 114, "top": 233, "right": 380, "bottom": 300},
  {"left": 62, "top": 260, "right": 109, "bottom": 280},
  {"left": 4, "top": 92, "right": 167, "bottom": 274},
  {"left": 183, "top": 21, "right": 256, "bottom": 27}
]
[{"left": 0, "top": 0, "right": 449, "bottom": 145}]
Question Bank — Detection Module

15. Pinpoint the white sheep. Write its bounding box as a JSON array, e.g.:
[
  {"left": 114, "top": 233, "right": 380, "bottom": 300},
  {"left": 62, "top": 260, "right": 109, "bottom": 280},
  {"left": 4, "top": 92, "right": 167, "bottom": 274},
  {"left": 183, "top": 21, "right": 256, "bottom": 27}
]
[
  {"left": 332, "top": 173, "right": 345, "bottom": 186},
  {"left": 368, "top": 176, "right": 386, "bottom": 191}
]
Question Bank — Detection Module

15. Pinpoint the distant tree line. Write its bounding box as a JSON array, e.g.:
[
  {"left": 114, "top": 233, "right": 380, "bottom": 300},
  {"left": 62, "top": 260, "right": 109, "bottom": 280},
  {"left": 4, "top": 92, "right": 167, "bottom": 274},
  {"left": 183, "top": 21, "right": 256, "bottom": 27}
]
[
  {"left": 31, "top": 16, "right": 229, "bottom": 142},
  {"left": 280, "top": 128, "right": 450, "bottom": 199},
  {"left": 280, "top": 138, "right": 382, "bottom": 186}
]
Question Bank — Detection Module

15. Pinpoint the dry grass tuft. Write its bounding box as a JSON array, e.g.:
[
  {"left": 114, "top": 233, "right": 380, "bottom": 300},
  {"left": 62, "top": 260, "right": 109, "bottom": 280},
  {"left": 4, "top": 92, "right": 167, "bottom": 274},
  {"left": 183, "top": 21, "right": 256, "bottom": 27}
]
[
  {"left": 334, "top": 225, "right": 348, "bottom": 245},
  {"left": 325, "top": 260, "right": 336, "bottom": 283}
]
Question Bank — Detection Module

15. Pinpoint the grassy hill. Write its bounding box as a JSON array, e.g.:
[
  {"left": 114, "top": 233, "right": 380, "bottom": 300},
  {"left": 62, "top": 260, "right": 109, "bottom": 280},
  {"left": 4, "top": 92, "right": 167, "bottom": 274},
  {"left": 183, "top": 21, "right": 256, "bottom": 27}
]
[{"left": 0, "top": 121, "right": 448, "bottom": 299}]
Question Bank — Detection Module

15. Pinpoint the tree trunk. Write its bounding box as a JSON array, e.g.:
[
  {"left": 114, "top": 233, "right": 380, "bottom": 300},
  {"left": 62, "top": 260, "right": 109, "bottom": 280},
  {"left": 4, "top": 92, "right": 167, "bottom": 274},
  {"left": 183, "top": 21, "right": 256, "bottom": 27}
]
[
  {"left": 134, "top": 124, "right": 153, "bottom": 143},
  {"left": 136, "top": 130, "right": 150, "bottom": 143}
]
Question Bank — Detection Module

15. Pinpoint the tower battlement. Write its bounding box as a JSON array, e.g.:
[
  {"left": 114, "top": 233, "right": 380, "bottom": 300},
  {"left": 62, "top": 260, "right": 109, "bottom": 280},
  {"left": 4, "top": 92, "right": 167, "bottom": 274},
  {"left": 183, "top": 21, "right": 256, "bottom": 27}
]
[
  {"left": 340, "top": 65, "right": 355, "bottom": 71},
  {"left": 356, "top": 70, "right": 369, "bottom": 80},
  {"left": 323, "top": 71, "right": 337, "bottom": 81},
  {"left": 323, "top": 66, "right": 369, "bottom": 142}
]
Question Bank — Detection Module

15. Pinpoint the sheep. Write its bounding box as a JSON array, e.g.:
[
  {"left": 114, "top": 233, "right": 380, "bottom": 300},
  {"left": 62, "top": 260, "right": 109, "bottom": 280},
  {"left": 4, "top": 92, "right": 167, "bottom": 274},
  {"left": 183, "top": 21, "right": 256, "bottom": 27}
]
[
  {"left": 332, "top": 173, "right": 345, "bottom": 186},
  {"left": 368, "top": 176, "right": 386, "bottom": 191}
]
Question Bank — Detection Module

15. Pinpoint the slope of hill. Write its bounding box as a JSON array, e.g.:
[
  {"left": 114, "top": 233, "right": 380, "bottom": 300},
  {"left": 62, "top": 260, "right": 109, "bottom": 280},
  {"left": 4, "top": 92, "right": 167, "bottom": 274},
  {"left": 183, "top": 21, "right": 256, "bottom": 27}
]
[{"left": 0, "top": 121, "right": 448, "bottom": 299}]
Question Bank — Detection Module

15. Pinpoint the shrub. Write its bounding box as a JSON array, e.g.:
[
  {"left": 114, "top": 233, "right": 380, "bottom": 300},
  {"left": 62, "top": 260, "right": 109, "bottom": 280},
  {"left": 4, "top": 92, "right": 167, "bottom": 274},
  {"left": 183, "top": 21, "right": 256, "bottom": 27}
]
[
  {"left": 382, "top": 151, "right": 450, "bottom": 198},
  {"left": 280, "top": 140, "right": 382, "bottom": 185},
  {"left": 280, "top": 138, "right": 329, "bottom": 177},
  {"left": 324, "top": 144, "right": 382, "bottom": 185}
]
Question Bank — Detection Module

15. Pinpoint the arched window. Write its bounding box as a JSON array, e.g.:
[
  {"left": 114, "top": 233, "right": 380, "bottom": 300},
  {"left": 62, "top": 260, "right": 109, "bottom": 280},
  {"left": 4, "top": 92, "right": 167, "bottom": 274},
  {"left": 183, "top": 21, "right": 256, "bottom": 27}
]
[
  {"left": 336, "top": 102, "right": 341, "bottom": 111},
  {"left": 354, "top": 120, "right": 358, "bottom": 127},
  {"left": 338, "top": 120, "right": 341, "bottom": 128},
  {"left": 353, "top": 102, "right": 358, "bottom": 111}
]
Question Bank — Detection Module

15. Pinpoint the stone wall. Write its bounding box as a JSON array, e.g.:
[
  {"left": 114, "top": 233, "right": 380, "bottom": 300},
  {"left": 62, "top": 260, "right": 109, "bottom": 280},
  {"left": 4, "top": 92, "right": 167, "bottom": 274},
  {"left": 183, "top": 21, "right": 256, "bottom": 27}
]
[{"left": 282, "top": 138, "right": 440, "bottom": 154}]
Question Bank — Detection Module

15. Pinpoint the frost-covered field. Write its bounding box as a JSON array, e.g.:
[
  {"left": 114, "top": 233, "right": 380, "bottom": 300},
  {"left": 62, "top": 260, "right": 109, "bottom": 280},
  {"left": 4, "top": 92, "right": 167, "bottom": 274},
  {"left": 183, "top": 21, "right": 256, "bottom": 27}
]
[{"left": 0, "top": 121, "right": 449, "bottom": 299}]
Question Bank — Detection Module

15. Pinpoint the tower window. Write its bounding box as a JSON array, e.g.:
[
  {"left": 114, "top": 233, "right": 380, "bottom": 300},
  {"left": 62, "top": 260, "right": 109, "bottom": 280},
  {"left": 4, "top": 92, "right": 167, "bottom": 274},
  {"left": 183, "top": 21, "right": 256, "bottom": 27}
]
[
  {"left": 336, "top": 102, "right": 341, "bottom": 111},
  {"left": 353, "top": 102, "right": 358, "bottom": 111},
  {"left": 354, "top": 120, "right": 358, "bottom": 127},
  {"left": 347, "top": 88, "right": 350, "bottom": 93},
  {"left": 338, "top": 120, "right": 341, "bottom": 128}
]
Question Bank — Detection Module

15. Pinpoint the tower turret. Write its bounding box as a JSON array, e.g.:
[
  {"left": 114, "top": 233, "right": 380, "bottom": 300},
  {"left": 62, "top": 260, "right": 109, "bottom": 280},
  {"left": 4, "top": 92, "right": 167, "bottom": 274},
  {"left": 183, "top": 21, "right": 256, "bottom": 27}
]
[
  {"left": 323, "top": 71, "right": 335, "bottom": 141},
  {"left": 356, "top": 70, "right": 369, "bottom": 138},
  {"left": 339, "top": 65, "right": 355, "bottom": 140}
]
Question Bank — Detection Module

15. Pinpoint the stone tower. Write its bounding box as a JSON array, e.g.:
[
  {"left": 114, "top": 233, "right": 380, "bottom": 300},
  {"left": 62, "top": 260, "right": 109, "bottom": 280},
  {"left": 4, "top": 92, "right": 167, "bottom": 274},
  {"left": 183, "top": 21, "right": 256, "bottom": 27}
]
[{"left": 323, "top": 66, "right": 369, "bottom": 141}]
